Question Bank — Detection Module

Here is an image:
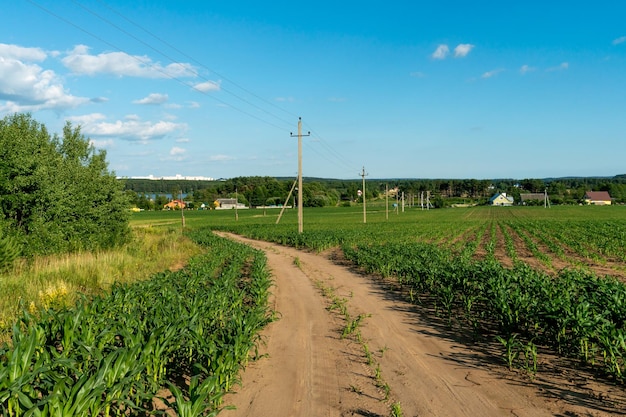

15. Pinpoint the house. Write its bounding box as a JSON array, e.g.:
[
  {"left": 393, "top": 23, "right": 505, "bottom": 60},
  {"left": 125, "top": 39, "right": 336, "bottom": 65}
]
[
  {"left": 489, "top": 192, "right": 514, "bottom": 206},
  {"left": 214, "top": 198, "right": 248, "bottom": 210},
  {"left": 520, "top": 193, "right": 548, "bottom": 205},
  {"left": 583, "top": 191, "right": 612, "bottom": 205},
  {"left": 164, "top": 199, "right": 186, "bottom": 210}
]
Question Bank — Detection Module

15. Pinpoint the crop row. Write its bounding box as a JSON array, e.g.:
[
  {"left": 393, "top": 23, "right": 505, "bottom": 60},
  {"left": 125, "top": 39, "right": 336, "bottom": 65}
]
[
  {"left": 214, "top": 218, "right": 626, "bottom": 380},
  {"left": 342, "top": 241, "right": 626, "bottom": 380},
  {"left": 0, "top": 231, "right": 273, "bottom": 416}
]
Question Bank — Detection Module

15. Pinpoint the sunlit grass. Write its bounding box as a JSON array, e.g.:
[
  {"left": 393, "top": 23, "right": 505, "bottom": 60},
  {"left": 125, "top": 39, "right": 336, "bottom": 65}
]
[{"left": 0, "top": 225, "right": 203, "bottom": 336}]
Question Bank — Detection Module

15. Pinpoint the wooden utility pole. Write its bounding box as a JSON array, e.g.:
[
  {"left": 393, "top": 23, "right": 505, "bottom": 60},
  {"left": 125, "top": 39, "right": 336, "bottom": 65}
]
[
  {"left": 180, "top": 189, "right": 185, "bottom": 228},
  {"left": 360, "top": 166, "right": 368, "bottom": 223},
  {"left": 385, "top": 184, "right": 389, "bottom": 220},
  {"left": 291, "top": 118, "right": 310, "bottom": 233}
]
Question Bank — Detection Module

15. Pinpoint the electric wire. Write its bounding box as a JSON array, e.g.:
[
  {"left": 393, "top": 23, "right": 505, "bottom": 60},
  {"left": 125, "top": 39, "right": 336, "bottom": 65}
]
[
  {"left": 25, "top": 0, "right": 364, "bottom": 177},
  {"left": 25, "top": 0, "right": 289, "bottom": 132},
  {"left": 94, "top": 0, "right": 299, "bottom": 123},
  {"left": 73, "top": 0, "right": 296, "bottom": 131}
]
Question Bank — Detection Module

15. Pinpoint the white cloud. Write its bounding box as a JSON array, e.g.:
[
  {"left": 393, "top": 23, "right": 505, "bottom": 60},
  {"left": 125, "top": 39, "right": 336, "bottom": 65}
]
[
  {"left": 410, "top": 71, "right": 426, "bottom": 78},
  {"left": 432, "top": 44, "right": 449, "bottom": 60},
  {"left": 62, "top": 45, "right": 196, "bottom": 78},
  {"left": 613, "top": 36, "right": 626, "bottom": 45},
  {"left": 67, "top": 113, "right": 107, "bottom": 125},
  {"left": 275, "top": 97, "right": 295, "bottom": 102},
  {"left": 176, "top": 138, "right": 190, "bottom": 143},
  {"left": 481, "top": 68, "right": 504, "bottom": 78},
  {"left": 520, "top": 64, "right": 536, "bottom": 74},
  {"left": 0, "top": 56, "right": 89, "bottom": 113},
  {"left": 0, "top": 43, "right": 47, "bottom": 61},
  {"left": 454, "top": 44, "right": 474, "bottom": 58},
  {"left": 546, "top": 62, "right": 569, "bottom": 72},
  {"left": 133, "top": 93, "right": 168, "bottom": 105},
  {"left": 194, "top": 80, "right": 221, "bottom": 92},
  {"left": 170, "top": 146, "right": 186, "bottom": 156},
  {"left": 89, "top": 138, "right": 114, "bottom": 148},
  {"left": 70, "top": 113, "right": 187, "bottom": 143},
  {"left": 187, "top": 101, "right": 200, "bottom": 108}
]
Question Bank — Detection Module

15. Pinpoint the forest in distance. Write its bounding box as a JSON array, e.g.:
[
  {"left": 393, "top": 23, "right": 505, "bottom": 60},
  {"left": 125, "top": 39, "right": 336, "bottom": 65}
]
[{"left": 123, "top": 174, "right": 626, "bottom": 209}]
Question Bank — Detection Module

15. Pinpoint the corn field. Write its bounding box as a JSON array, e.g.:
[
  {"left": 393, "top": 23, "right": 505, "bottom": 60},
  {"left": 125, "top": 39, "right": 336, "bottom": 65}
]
[
  {"left": 204, "top": 205, "right": 626, "bottom": 381},
  {"left": 0, "top": 231, "right": 273, "bottom": 416}
]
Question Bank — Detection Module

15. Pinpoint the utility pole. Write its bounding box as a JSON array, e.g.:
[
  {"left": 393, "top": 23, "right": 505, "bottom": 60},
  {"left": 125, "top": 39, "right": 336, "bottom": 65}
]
[
  {"left": 235, "top": 187, "right": 239, "bottom": 221},
  {"left": 360, "top": 166, "right": 368, "bottom": 223},
  {"left": 385, "top": 184, "right": 389, "bottom": 220},
  {"left": 180, "top": 189, "right": 185, "bottom": 229},
  {"left": 290, "top": 118, "right": 310, "bottom": 234}
]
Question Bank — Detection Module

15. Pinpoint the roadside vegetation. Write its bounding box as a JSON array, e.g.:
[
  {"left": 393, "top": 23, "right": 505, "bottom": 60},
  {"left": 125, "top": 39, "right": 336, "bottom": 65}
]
[
  {"left": 0, "top": 114, "right": 274, "bottom": 416},
  {"left": 0, "top": 226, "right": 202, "bottom": 338},
  {"left": 0, "top": 232, "right": 272, "bottom": 416}
]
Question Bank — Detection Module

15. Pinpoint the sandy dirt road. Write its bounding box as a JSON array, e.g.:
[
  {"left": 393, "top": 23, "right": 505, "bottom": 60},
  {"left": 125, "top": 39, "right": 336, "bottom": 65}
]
[{"left": 219, "top": 233, "right": 625, "bottom": 417}]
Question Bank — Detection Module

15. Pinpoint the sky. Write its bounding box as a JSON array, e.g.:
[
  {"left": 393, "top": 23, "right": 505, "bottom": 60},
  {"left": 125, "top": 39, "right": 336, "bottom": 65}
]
[{"left": 2, "top": 1, "right": 625, "bottom": 180}]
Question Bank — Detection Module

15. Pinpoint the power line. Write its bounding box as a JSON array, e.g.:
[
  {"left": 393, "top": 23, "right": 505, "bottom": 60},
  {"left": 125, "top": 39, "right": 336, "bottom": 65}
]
[
  {"left": 80, "top": 0, "right": 363, "bottom": 174},
  {"left": 26, "top": 0, "right": 365, "bottom": 176},
  {"left": 25, "top": 0, "right": 291, "bottom": 132},
  {"left": 94, "top": 0, "right": 299, "bottom": 122},
  {"left": 73, "top": 0, "right": 296, "bottom": 130}
]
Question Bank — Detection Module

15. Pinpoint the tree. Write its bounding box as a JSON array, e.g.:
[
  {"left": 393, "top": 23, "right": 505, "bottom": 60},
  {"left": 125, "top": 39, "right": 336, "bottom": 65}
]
[{"left": 0, "top": 113, "right": 131, "bottom": 256}]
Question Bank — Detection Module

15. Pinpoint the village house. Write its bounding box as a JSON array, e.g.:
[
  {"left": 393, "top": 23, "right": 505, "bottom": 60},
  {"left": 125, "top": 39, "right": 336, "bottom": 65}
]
[
  {"left": 519, "top": 192, "right": 549, "bottom": 206},
  {"left": 583, "top": 191, "right": 612, "bottom": 205},
  {"left": 213, "top": 198, "right": 248, "bottom": 210},
  {"left": 489, "top": 192, "right": 514, "bottom": 206},
  {"left": 163, "top": 199, "right": 186, "bottom": 210}
]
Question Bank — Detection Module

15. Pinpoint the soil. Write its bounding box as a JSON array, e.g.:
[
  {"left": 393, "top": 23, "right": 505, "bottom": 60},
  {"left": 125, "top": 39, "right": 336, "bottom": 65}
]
[{"left": 218, "top": 233, "right": 626, "bottom": 417}]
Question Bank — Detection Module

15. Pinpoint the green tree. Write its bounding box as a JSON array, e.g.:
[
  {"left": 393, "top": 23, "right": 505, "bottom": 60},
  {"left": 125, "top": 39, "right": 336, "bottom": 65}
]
[{"left": 0, "top": 113, "right": 131, "bottom": 255}]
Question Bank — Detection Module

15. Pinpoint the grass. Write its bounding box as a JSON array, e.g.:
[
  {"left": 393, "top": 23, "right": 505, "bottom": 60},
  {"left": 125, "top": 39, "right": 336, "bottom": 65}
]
[{"left": 0, "top": 224, "right": 203, "bottom": 338}]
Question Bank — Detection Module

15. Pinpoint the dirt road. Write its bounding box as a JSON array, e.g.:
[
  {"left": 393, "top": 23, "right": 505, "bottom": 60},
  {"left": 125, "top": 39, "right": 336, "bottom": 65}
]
[{"left": 220, "top": 233, "right": 625, "bottom": 417}]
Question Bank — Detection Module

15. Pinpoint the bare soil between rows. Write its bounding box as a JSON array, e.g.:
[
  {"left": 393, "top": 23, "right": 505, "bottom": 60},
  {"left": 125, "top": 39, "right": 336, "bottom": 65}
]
[{"left": 218, "top": 232, "right": 626, "bottom": 417}]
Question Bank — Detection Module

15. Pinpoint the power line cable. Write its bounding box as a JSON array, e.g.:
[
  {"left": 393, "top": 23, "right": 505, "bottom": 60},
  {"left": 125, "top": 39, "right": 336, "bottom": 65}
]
[
  {"left": 25, "top": 0, "right": 290, "bottom": 132},
  {"left": 82, "top": 0, "right": 297, "bottom": 128},
  {"left": 27, "top": 0, "right": 363, "bottom": 176},
  {"left": 65, "top": 1, "right": 362, "bottom": 173}
]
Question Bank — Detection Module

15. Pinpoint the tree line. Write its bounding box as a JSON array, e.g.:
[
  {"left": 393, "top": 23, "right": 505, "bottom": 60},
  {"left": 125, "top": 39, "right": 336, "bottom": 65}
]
[{"left": 125, "top": 174, "right": 626, "bottom": 210}]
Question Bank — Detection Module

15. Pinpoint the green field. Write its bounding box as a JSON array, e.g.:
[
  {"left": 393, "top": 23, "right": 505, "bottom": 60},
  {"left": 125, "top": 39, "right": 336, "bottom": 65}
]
[
  {"left": 139, "top": 204, "right": 626, "bottom": 381},
  {"left": 138, "top": 204, "right": 626, "bottom": 277},
  {"left": 3, "top": 204, "right": 625, "bottom": 415}
]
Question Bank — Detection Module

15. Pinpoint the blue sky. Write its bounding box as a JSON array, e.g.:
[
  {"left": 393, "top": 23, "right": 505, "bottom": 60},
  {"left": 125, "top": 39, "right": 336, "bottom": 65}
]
[{"left": 2, "top": 1, "right": 625, "bottom": 180}]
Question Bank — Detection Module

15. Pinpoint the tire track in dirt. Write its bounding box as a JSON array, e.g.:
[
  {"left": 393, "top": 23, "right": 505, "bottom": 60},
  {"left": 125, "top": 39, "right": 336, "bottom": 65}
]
[{"left": 219, "top": 232, "right": 625, "bottom": 417}]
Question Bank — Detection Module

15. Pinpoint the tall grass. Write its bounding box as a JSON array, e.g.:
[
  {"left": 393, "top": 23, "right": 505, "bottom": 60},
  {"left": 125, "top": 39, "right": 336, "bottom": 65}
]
[{"left": 0, "top": 226, "right": 202, "bottom": 336}]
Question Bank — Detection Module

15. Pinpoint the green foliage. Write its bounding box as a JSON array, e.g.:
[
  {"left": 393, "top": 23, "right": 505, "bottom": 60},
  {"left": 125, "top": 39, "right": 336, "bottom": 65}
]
[
  {"left": 0, "top": 113, "right": 131, "bottom": 255},
  {"left": 0, "top": 231, "right": 273, "bottom": 415},
  {"left": 0, "top": 234, "right": 20, "bottom": 272}
]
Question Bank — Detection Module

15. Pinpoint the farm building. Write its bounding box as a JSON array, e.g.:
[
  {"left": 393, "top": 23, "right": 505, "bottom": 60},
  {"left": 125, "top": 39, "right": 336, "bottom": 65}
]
[
  {"left": 520, "top": 192, "right": 549, "bottom": 206},
  {"left": 214, "top": 198, "right": 248, "bottom": 210},
  {"left": 163, "top": 199, "right": 186, "bottom": 210},
  {"left": 583, "top": 191, "right": 612, "bottom": 205},
  {"left": 489, "top": 192, "right": 514, "bottom": 206}
]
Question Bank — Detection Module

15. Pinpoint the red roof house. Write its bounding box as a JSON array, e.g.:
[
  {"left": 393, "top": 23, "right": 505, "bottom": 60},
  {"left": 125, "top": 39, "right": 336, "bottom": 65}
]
[{"left": 583, "top": 191, "right": 612, "bottom": 205}]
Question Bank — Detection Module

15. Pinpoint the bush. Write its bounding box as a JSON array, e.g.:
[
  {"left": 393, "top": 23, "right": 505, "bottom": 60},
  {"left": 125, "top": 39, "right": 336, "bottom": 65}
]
[{"left": 0, "top": 113, "right": 131, "bottom": 256}]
